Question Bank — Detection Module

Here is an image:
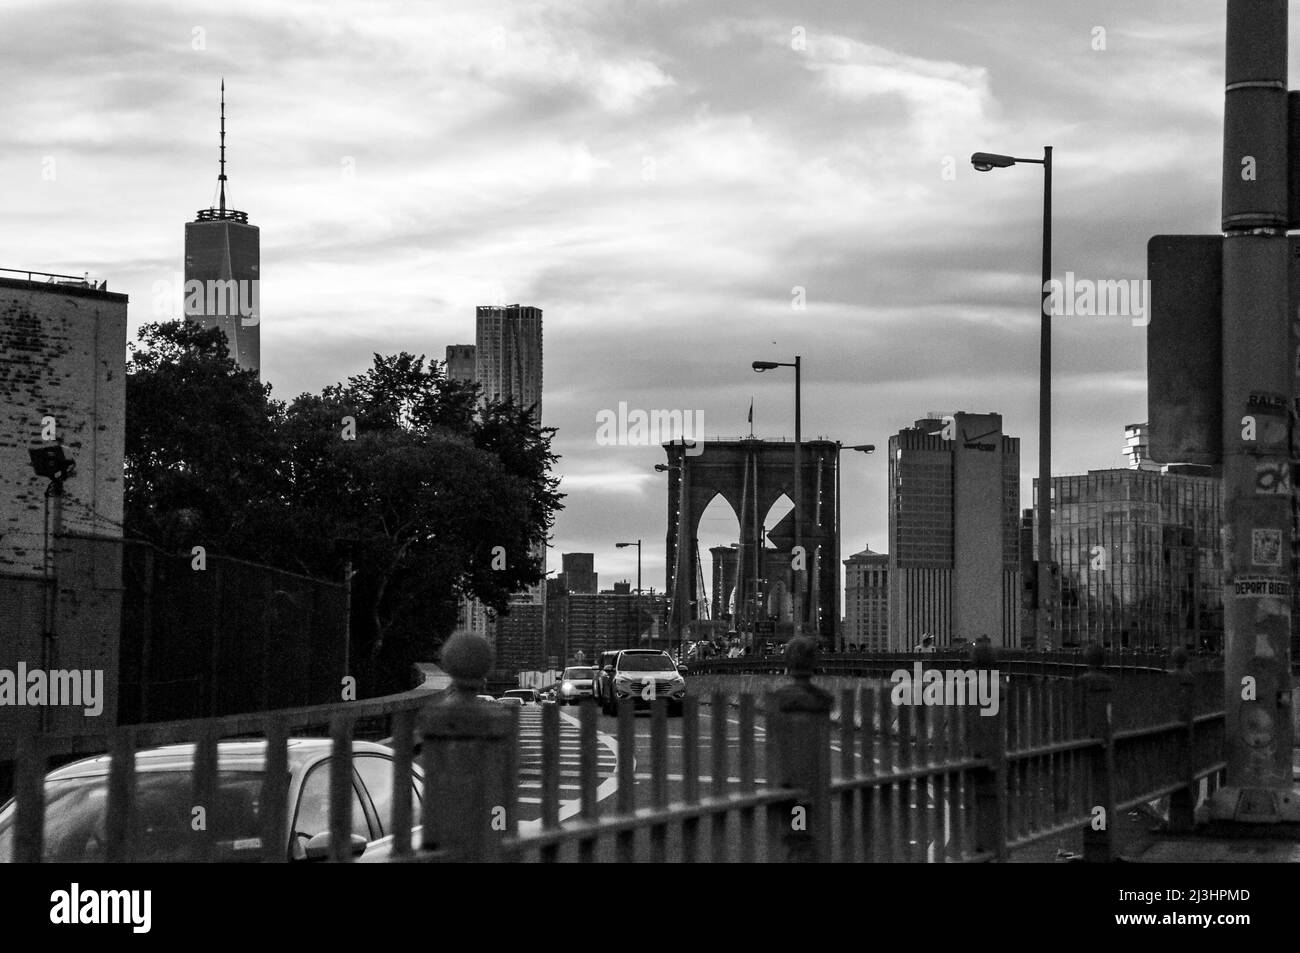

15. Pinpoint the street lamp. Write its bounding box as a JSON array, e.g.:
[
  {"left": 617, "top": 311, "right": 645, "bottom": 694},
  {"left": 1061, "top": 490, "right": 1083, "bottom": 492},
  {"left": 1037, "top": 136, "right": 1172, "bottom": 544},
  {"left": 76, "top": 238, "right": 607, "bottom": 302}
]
[
  {"left": 971, "top": 146, "right": 1053, "bottom": 650},
  {"left": 616, "top": 540, "right": 642, "bottom": 647},
  {"left": 752, "top": 357, "right": 804, "bottom": 641},
  {"left": 28, "top": 443, "right": 75, "bottom": 733},
  {"left": 835, "top": 443, "right": 874, "bottom": 651},
  {"left": 655, "top": 449, "right": 689, "bottom": 660}
]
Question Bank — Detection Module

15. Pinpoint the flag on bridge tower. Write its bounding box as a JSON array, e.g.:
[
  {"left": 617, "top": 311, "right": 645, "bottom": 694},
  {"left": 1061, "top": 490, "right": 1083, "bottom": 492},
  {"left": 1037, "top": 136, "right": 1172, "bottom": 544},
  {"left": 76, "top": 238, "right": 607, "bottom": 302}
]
[{"left": 747, "top": 398, "right": 754, "bottom": 437}]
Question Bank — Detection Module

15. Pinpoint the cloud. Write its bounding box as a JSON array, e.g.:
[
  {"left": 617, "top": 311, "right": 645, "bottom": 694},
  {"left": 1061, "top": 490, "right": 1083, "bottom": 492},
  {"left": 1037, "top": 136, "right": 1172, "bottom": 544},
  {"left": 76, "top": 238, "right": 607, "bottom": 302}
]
[{"left": 1, "top": 0, "right": 1232, "bottom": 594}]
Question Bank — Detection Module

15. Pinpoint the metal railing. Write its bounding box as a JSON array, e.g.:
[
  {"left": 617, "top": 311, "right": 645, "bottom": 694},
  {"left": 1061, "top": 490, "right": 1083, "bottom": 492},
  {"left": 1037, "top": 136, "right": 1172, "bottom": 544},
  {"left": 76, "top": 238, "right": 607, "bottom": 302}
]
[
  {"left": 689, "top": 648, "right": 1183, "bottom": 679},
  {"left": 0, "top": 267, "right": 107, "bottom": 290},
  {"left": 5, "top": 638, "right": 1227, "bottom": 863}
]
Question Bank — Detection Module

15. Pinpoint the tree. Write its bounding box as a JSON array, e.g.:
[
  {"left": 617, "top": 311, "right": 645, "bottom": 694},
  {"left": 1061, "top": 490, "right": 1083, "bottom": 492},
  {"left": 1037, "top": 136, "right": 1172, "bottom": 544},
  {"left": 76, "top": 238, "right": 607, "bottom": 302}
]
[
  {"left": 124, "top": 321, "right": 284, "bottom": 557},
  {"left": 124, "top": 324, "right": 563, "bottom": 695}
]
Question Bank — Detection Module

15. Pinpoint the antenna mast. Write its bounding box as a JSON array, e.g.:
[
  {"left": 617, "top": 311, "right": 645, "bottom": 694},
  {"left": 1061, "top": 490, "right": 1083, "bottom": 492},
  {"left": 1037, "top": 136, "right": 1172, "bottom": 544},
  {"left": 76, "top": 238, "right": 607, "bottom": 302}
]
[{"left": 218, "top": 78, "right": 227, "bottom": 215}]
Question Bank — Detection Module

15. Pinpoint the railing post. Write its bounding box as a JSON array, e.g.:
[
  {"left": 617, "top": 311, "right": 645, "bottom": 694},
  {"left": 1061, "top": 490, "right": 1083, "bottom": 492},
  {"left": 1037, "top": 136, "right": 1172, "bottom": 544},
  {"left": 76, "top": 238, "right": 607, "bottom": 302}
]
[
  {"left": 966, "top": 639, "right": 1007, "bottom": 861},
  {"left": 767, "top": 636, "right": 832, "bottom": 862},
  {"left": 1081, "top": 642, "right": 1117, "bottom": 862},
  {"left": 1168, "top": 648, "right": 1198, "bottom": 833},
  {"left": 419, "top": 632, "right": 515, "bottom": 862}
]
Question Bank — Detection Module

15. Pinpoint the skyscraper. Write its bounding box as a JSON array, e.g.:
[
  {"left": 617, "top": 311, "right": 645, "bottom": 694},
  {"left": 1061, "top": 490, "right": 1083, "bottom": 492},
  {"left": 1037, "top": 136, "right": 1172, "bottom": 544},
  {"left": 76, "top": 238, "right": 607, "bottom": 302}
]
[
  {"left": 476, "top": 303, "right": 545, "bottom": 608},
  {"left": 468, "top": 304, "right": 545, "bottom": 676},
  {"left": 445, "top": 344, "right": 476, "bottom": 384},
  {"left": 476, "top": 305, "right": 542, "bottom": 420},
  {"left": 1040, "top": 427, "right": 1222, "bottom": 652},
  {"left": 184, "top": 81, "right": 260, "bottom": 376},
  {"left": 843, "top": 546, "right": 889, "bottom": 651},
  {"left": 887, "top": 412, "right": 1021, "bottom": 649}
]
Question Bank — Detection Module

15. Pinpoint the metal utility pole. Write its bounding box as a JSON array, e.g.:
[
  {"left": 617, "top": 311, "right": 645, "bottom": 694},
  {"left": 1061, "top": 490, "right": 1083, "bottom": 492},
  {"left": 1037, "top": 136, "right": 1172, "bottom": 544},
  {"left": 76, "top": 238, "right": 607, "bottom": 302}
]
[
  {"left": 793, "top": 355, "right": 803, "bottom": 640},
  {"left": 1213, "top": 0, "right": 1296, "bottom": 816}
]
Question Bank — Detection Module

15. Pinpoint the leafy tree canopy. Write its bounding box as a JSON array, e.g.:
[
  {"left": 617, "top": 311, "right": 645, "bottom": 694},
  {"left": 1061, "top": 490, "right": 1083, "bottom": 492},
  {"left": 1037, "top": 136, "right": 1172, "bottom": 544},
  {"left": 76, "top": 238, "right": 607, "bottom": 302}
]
[{"left": 124, "top": 321, "right": 563, "bottom": 694}]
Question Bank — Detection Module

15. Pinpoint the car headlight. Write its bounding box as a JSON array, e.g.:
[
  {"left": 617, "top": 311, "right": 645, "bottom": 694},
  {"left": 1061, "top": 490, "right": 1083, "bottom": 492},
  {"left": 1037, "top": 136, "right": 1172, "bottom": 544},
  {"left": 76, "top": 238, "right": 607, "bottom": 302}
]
[
  {"left": 562, "top": 681, "right": 574, "bottom": 692},
  {"left": 615, "top": 674, "right": 634, "bottom": 683}
]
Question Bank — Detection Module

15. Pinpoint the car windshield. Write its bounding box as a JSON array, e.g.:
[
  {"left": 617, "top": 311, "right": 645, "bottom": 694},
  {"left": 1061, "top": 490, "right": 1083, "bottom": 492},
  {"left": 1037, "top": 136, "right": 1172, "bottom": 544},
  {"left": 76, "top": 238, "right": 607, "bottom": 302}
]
[
  {"left": 0, "top": 769, "right": 268, "bottom": 863},
  {"left": 505, "top": 691, "right": 532, "bottom": 698},
  {"left": 563, "top": 668, "right": 594, "bottom": 679},
  {"left": 618, "top": 654, "right": 676, "bottom": 672}
]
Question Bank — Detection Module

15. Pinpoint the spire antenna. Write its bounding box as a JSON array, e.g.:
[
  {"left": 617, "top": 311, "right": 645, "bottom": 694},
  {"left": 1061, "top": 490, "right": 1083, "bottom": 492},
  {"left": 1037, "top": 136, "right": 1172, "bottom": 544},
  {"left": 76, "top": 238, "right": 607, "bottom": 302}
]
[{"left": 218, "top": 78, "right": 227, "bottom": 215}]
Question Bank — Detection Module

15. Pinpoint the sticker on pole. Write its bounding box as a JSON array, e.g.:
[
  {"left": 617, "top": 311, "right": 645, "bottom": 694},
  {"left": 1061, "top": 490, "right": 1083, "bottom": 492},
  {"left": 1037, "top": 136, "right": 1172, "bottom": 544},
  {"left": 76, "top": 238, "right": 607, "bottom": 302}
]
[
  {"left": 1251, "top": 529, "right": 1283, "bottom": 567},
  {"left": 1233, "top": 574, "right": 1291, "bottom": 598}
]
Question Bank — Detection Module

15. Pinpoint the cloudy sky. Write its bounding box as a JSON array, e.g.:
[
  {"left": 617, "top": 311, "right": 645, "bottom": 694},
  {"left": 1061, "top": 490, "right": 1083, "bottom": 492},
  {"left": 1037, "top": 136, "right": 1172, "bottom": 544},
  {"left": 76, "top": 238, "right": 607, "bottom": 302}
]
[{"left": 0, "top": 0, "right": 1252, "bottom": 599}]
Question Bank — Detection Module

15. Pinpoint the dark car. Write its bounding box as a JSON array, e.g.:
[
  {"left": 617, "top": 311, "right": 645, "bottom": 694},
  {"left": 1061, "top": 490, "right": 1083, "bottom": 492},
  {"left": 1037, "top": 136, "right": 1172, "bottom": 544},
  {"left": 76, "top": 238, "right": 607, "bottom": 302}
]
[{"left": 0, "top": 739, "right": 422, "bottom": 863}]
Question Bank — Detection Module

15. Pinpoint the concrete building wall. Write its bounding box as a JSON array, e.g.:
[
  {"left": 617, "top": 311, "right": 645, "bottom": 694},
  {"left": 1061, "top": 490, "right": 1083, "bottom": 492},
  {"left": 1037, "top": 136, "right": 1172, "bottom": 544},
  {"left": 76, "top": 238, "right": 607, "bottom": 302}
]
[
  {"left": 953, "top": 413, "right": 1010, "bottom": 645},
  {"left": 0, "top": 279, "right": 127, "bottom": 575},
  {"left": 0, "top": 277, "right": 127, "bottom": 742}
]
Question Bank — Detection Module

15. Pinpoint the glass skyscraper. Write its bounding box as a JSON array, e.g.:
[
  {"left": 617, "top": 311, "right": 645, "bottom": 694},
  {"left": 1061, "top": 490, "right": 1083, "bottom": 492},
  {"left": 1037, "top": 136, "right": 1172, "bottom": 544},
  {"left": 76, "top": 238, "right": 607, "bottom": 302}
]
[
  {"left": 184, "top": 82, "right": 260, "bottom": 376},
  {"left": 1039, "top": 467, "right": 1222, "bottom": 652}
]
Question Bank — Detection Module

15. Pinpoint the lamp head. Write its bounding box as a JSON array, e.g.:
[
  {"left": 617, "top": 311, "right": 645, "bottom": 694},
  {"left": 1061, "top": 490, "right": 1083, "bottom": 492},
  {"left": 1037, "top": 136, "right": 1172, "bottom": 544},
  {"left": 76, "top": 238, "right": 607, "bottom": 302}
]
[
  {"left": 971, "top": 152, "right": 1016, "bottom": 172},
  {"left": 28, "top": 444, "right": 75, "bottom": 481},
  {"left": 752, "top": 361, "right": 779, "bottom": 372}
]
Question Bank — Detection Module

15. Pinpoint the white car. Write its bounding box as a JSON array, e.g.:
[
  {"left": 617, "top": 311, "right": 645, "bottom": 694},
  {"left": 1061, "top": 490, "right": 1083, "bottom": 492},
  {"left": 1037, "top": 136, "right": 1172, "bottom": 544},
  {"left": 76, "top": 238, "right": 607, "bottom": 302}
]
[
  {"left": 556, "top": 666, "right": 596, "bottom": 705},
  {"left": 0, "top": 739, "right": 422, "bottom": 863},
  {"left": 500, "top": 689, "right": 540, "bottom": 705}
]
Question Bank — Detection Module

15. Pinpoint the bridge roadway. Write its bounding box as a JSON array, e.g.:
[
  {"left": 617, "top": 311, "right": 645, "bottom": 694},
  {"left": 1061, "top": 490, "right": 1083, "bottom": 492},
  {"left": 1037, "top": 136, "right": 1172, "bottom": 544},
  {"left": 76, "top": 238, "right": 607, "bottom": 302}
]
[
  {"left": 509, "top": 697, "right": 1180, "bottom": 862},
  {"left": 510, "top": 700, "right": 921, "bottom": 861}
]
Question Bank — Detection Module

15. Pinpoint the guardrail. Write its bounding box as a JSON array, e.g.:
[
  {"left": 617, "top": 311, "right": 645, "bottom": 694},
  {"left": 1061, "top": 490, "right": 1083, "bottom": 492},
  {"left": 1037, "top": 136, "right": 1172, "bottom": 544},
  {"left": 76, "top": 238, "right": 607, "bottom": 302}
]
[
  {"left": 5, "top": 639, "right": 1226, "bottom": 863},
  {"left": 688, "top": 648, "right": 1186, "bottom": 680}
]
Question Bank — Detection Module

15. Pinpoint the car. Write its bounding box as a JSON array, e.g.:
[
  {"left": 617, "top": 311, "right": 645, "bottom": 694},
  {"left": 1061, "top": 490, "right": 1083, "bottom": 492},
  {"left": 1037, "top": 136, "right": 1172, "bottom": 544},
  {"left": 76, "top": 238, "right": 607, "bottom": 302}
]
[
  {"left": 0, "top": 738, "right": 423, "bottom": 863},
  {"left": 501, "top": 689, "right": 540, "bottom": 705},
  {"left": 476, "top": 694, "right": 497, "bottom": 703},
  {"left": 496, "top": 696, "right": 525, "bottom": 707},
  {"left": 556, "top": 666, "right": 596, "bottom": 705},
  {"left": 593, "top": 649, "right": 687, "bottom": 716}
]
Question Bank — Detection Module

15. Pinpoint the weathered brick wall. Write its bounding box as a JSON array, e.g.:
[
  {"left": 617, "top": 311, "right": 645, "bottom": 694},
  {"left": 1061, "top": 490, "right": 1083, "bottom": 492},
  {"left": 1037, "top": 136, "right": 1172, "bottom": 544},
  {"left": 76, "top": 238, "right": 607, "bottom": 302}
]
[
  {"left": 0, "top": 279, "right": 126, "bottom": 576},
  {"left": 0, "top": 278, "right": 127, "bottom": 741}
]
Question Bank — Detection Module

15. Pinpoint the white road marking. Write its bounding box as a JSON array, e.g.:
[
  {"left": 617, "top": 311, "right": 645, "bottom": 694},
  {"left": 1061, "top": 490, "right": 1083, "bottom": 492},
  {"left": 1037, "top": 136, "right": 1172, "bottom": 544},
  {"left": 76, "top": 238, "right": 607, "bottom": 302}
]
[{"left": 516, "top": 707, "right": 623, "bottom": 833}]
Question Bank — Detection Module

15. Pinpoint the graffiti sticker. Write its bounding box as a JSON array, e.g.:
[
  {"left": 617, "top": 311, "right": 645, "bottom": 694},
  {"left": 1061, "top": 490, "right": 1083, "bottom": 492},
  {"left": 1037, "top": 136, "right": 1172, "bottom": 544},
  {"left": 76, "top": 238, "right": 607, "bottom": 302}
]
[
  {"left": 1252, "top": 529, "right": 1283, "bottom": 567},
  {"left": 1254, "top": 461, "right": 1292, "bottom": 495}
]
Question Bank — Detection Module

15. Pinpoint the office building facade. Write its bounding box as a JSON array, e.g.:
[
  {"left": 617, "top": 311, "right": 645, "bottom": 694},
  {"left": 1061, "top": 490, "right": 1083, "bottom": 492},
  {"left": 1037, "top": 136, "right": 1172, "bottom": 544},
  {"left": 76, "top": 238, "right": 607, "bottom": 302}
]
[
  {"left": 887, "top": 412, "right": 1020, "bottom": 649},
  {"left": 546, "top": 583, "right": 670, "bottom": 668},
  {"left": 445, "top": 344, "right": 476, "bottom": 384},
  {"left": 1039, "top": 466, "right": 1222, "bottom": 652},
  {"left": 844, "top": 547, "right": 889, "bottom": 651},
  {"left": 476, "top": 304, "right": 542, "bottom": 420}
]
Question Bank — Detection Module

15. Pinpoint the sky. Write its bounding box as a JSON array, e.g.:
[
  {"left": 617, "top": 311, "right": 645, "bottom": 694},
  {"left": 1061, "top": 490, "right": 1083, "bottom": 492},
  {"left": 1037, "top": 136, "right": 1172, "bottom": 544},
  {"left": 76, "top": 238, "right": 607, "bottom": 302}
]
[{"left": 0, "top": 0, "right": 1255, "bottom": 602}]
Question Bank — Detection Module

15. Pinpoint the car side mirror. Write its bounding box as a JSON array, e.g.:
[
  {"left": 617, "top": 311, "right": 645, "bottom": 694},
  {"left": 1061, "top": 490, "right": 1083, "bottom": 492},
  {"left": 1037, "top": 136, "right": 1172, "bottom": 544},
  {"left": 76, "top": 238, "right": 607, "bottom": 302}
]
[
  {"left": 302, "top": 831, "right": 367, "bottom": 861},
  {"left": 677, "top": 665, "right": 688, "bottom": 675},
  {"left": 603, "top": 665, "right": 614, "bottom": 673}
]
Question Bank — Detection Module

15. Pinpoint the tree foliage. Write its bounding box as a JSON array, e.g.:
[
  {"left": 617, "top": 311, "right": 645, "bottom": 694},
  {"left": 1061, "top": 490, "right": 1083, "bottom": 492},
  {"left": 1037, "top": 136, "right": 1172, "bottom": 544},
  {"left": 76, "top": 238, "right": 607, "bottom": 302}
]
[{"left": 124, "top": 322, "right": 563, "bottom": 695}]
